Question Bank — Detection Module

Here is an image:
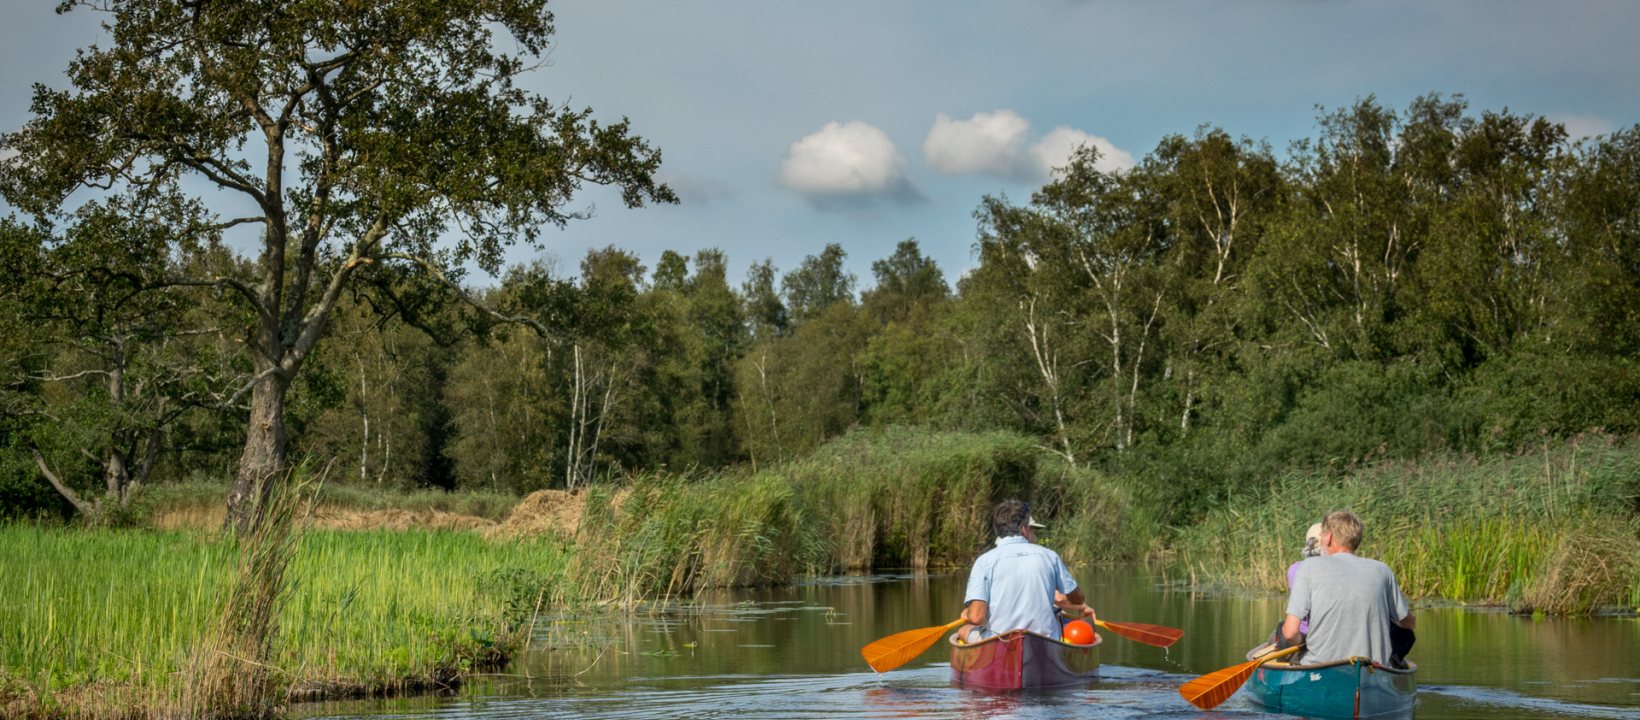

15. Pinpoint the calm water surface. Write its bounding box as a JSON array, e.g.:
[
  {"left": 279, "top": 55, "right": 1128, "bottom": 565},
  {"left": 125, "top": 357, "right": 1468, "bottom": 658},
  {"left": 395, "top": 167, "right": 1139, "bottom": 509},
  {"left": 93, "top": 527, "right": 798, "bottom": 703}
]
[{"left": 297, "top": 567, "right": 1640, "bottom": 719}]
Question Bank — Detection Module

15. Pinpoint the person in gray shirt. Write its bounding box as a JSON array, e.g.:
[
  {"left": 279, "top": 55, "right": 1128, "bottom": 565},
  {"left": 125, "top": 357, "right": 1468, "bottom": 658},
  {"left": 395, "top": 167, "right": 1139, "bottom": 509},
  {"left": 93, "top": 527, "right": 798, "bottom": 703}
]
[{"left": 1281, "top": 510, "right": 1415, "bottom": 666}]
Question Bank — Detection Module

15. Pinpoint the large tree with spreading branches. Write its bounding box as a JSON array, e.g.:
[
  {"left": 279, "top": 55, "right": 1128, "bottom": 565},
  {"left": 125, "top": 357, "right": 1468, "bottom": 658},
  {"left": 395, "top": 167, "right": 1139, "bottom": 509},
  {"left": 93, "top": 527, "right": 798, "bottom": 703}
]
[{"left": 0, "top": 0, "right": 676, "bottom": 530}]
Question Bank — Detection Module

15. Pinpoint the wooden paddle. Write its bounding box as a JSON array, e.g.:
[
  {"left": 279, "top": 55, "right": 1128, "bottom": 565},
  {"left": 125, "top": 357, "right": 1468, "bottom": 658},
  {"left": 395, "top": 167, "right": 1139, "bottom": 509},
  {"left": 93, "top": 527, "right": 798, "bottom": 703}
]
[
  {"left": 1178, "top": 644, "right": 1303, "bottom": 710},
  {"left": 1095, "top": 619, "right": 1184, "bottom": 648},
  {"left": 860, "top": 618, "right": 967, "bottom": 673}
]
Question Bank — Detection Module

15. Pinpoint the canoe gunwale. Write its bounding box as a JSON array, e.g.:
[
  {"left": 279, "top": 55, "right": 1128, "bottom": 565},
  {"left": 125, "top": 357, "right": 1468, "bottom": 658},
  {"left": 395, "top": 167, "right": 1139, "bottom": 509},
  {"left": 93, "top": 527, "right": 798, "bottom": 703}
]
[
  {"left": 1245, "top": 645, "right": 1417, "bottom": 674},
  {"left": 950, "top": 628, "right": 1104, "bottom": 650}
]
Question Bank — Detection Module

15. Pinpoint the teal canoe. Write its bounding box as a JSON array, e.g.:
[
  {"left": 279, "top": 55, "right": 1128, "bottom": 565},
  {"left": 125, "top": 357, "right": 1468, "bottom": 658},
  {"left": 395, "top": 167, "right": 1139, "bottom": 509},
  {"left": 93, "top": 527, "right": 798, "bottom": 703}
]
[{"left": 1243, "top": 647, "right": 1417, "bottom": 719}]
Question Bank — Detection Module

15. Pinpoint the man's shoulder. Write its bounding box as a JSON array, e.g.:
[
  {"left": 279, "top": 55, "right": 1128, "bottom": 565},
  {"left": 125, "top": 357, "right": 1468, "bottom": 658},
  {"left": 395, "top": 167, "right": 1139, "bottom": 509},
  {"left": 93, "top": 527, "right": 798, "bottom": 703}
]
[
  {"left": 978, "top": 539, "right": 1060, "bottom": 562},
  {"left": 1321, "top": 552, "right": 1396, "bottom": 577}
]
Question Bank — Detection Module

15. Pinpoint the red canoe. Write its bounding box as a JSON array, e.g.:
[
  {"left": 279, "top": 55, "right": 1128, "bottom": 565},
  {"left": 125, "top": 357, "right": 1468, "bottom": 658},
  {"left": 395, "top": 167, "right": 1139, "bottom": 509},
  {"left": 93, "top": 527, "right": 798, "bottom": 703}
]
[{"left": 948, "top": 630, "right": 1101, "bottom": 690}]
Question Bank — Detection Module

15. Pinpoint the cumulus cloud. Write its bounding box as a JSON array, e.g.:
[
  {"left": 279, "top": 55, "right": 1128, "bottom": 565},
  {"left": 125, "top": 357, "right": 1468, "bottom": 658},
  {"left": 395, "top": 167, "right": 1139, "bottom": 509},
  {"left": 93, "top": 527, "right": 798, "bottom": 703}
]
[
  {"left": 923, "top": 110, "right": 1031, "bottom": 176},
  {"left": 1030, "top": 127, "right": 1136, "bottom": 178},
  {"left": 919, "top": 110, "right": 1136, "bottom": 182},
  {"left": 778, "top": 121, "right": 918, "bottom": 204},
  {"left": 1550, "top": 114, "right": 1616, "bottom": 141}
]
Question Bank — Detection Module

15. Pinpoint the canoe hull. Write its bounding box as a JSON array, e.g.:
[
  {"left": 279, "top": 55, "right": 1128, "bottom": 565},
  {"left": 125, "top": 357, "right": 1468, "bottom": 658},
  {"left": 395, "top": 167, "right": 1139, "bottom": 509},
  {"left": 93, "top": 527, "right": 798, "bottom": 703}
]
[
  {"left": 948, "top": 630, "right": 1100, "bottom": 690},
  {"left": 1245, "top": 653, "right": 1417, "bottom": 719}
]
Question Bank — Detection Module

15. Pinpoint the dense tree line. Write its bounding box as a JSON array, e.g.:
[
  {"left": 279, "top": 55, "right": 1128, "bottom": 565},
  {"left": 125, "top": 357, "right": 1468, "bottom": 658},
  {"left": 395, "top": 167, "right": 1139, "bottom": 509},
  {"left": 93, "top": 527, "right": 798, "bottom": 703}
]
[{"left": 4, "top": 94, "right": 1637, "bottom": 525}]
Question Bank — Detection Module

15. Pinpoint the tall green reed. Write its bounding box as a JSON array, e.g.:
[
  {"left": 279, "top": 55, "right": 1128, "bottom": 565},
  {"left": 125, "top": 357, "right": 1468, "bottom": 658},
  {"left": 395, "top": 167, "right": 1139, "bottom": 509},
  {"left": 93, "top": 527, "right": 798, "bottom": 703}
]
[
  {"left": 570, "top": 427, "right": 1139, "bottom": 604},
  {"left": 1171, "top": 437, "right": 1640, "bottom": 614}
]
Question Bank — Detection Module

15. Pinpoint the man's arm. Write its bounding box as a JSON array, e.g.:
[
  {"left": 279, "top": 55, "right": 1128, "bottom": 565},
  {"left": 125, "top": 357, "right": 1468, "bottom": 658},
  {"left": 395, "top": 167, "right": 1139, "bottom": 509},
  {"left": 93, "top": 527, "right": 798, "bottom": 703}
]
[
  {"left": 1280, "top": 614, "right": 1304, "bottom": 645},
  {"left": 1395, "top": 611, "right": 1415, "bottom": 630},
  {"left": 1055, "top": 589, "right": 1097, "bottom": 622},
  {"left": 963, "top": 599, "right": 989, "bottom": 626}
]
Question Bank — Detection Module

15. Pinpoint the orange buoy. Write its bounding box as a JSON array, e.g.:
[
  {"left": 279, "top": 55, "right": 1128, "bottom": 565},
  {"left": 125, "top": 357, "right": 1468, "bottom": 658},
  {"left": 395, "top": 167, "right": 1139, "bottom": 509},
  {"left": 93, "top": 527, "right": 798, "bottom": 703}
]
[{"left": 1062, "top": 619, "right": 1096, "bottom": 645}]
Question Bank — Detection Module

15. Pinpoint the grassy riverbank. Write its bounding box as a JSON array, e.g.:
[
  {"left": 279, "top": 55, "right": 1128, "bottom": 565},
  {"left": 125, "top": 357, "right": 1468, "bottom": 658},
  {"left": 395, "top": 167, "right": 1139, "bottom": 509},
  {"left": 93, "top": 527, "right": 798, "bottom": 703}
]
[
  {"left": 0, "top": 428, "right": 1116, "bottom": 718},
  {"left": 0, "top": 526, "right": 571, "bottom": 718},
  {"left": 5, "top": 428, "right": 1632, "bottom": 717},
  {"left": 1170, "top": 437, "right": 1640, "bottom": 614}
]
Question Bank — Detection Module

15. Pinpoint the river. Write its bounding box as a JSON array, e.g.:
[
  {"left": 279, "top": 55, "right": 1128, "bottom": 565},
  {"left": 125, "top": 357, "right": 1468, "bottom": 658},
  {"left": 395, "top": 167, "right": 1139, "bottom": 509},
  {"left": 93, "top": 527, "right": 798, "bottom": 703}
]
[{"left": 296, "top": 567, "right": 1640, "bottom": 719}]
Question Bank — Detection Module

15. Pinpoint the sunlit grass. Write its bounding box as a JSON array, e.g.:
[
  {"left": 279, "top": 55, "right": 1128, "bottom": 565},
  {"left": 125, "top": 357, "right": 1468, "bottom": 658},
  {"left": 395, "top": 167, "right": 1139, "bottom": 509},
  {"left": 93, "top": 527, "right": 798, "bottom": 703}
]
[{"left": 0, "top": 526, "right": 573, "bottom": 715}]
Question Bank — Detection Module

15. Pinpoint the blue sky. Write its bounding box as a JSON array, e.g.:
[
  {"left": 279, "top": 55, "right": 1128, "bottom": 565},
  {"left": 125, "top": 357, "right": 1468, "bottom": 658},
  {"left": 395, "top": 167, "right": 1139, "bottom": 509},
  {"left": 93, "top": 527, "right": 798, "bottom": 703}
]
[{"left": 4, "top": 1, "right": 1639, "bottom": 289}]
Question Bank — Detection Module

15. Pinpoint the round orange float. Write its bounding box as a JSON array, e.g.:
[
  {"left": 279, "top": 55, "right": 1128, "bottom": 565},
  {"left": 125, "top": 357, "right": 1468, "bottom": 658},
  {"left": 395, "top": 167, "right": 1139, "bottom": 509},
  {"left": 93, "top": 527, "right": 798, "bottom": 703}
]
[{"left": 1061, "top": 619, "right": 1096, "bottom": 645}]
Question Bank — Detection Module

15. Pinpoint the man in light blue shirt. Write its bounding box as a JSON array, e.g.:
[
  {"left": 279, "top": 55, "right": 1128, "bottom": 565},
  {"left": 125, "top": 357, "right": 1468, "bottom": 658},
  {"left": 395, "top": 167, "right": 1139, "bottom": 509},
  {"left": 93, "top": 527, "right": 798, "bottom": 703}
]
[{"left": 960, "top": 499, "right": 1096, "bottom": 640}]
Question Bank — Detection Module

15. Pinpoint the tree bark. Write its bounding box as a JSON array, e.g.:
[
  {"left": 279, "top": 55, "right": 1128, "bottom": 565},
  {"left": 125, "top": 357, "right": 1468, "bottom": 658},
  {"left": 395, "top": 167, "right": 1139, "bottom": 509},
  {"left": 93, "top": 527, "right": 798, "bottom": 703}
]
[
  {"left": 226, "top": 371, "right": 291, "bottom": 533},
  {"left": 32, "top": 448, "right": 95, "bottom": 516}
]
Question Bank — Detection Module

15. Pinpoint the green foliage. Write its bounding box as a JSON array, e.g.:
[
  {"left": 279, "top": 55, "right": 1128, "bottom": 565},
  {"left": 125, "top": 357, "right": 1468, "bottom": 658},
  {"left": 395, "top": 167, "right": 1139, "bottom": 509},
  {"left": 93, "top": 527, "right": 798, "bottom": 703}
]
[
  {"left": 5, "top": 85, "right": 1637, "bottom": 628},
  {"left": 0, "top": 462, "right": 68, "bottom": 522},
  {"left": 1172, "top": 437, "right": 1640, "bottom": 614},
  {"left": 742, "top": 258, "right": 790, "bottom": 340},
  {"left": 782, "top": 243, "right": 856, "bottom": 323},
  {"left": 1, "top": 0, "right": 676, "bottom": 528},
  {"left": 733, "top": 303, "right": 873, "bottom": 464}
]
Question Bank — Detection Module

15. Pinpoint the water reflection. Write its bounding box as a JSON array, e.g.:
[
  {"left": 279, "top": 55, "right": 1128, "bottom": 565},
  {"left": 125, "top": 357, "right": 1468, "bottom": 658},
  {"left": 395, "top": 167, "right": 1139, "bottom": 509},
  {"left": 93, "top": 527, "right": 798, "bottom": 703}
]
[{"left": 296, "top": 567, "right": 1640, "bottom": 720}]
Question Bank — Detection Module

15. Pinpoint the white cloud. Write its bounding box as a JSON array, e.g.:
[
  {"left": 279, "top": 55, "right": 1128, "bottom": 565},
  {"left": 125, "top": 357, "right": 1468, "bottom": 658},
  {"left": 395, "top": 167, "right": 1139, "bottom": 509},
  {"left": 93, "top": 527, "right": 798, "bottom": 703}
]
[
  {"left": 1030, "top": 127, "right": 1136, "bottom": 178},
  {"left": 923, "top": 110, "right": 1031, "bottom": 176},
  {"left": 778, "top": 121, "right": 913, "bottom": 199},
  {"left": 1550, "top": 114, "right": 1615, "bottom": 141}
]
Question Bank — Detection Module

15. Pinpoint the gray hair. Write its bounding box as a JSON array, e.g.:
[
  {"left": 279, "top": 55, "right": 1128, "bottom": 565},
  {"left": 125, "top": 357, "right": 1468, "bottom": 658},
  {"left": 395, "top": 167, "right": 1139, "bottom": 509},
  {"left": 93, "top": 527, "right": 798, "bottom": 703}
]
[{"left": 1301, "top": 536, "right": 1322, "bottom": 559}]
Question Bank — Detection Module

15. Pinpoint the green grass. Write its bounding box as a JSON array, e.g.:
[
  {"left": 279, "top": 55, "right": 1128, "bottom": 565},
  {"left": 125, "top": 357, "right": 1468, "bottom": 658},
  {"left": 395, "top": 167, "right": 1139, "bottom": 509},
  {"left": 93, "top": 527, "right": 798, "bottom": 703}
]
[
  {"left": 0, "top": 526, "right": 572, "bottom": 716},
  {"left": 1170, "top": 437, "right": 1640, "bottom": 614},
  {"left": 0, "top": 528, "right": 232, "bottom": 694},
  {"left": 279, "top": 530, "right": 572, "bottom": 684}
]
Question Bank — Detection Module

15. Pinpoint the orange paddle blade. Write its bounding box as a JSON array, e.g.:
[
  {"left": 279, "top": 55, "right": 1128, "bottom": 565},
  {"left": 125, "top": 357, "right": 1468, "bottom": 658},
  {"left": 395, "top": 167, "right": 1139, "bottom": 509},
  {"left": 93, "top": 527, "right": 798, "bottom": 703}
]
[
  {"left": 1177, "top": 644, "right": 1302, "bottom": 710},
  {"left": 860, "top": 618, "right": 966, "bottom": 673},
  {"left": 1095, "top": 620, "right": 1184, "bottom": 648}
]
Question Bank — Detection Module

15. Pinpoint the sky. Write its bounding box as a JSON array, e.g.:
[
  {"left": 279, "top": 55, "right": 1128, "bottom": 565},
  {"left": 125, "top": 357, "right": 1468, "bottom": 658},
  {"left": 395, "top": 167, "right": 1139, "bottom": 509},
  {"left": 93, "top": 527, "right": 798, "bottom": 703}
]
[{"left": 3, "top": 1, "right": 1640, "bottom": 290}]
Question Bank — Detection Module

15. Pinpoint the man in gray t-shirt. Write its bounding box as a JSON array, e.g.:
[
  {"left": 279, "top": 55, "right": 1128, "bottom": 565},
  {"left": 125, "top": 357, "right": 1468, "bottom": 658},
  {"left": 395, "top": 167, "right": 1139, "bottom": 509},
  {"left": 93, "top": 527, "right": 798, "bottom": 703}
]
[{"left": 1282, "top": 511, "right": 1414, "bottom": 665}]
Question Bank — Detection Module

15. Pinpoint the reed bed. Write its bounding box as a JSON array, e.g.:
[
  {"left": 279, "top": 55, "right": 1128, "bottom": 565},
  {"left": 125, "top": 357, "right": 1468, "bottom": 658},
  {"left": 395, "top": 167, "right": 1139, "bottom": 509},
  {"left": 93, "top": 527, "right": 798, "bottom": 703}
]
[
  {"left": 575, "top": 472, "right": 827, "bottom": 603},
  {"left": 787, "top": 427, "right": 1040, "bottom": 571},
  {"left": 571, "top": 427, "right": 1139, "bottom": 604},
  {"left": 1032, "top": 457, "right": 1147, "bottom": 566},
  {"left": 1171, "top": 437, "right": 1640, "bottom": 614},
  {"left": 0, "top": 526, "right": 572, "bottom": 718}
]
